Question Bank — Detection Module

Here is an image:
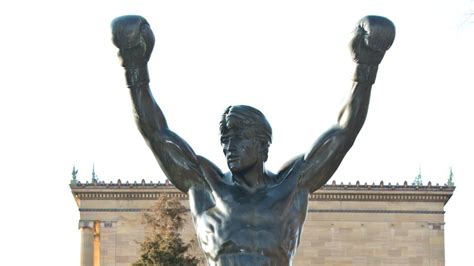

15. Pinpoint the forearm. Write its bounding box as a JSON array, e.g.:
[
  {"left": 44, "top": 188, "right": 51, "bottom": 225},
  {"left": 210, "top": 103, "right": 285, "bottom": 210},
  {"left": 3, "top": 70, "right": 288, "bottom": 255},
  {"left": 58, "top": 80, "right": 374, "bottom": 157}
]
[
  {"left": 353, "top": 64, "right": 378, "bottom": 85},
  {"left": 337, "top": 64, "right": 376, "bottom": 139},
  {"left": 126, "top": 67, "right": 168, "bottom": 136}
]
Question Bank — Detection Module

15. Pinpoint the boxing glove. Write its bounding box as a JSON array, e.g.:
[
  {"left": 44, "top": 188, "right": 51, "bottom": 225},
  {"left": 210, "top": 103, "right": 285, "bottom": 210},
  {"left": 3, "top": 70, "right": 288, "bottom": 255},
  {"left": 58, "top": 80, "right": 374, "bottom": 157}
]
[
  {"left": 350, "top": 16, "right": 395, "bottom": 66},
  {"left": 112, "top": 15, "right": 155, "bottom": 68}
]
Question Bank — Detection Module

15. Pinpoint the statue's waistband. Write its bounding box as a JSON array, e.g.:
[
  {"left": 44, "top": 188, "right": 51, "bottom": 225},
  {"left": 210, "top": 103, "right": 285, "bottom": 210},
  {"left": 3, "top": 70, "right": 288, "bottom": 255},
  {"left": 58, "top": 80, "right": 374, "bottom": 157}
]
[{"left": 210, "top": 252, "right": 289, "bottom": 266}]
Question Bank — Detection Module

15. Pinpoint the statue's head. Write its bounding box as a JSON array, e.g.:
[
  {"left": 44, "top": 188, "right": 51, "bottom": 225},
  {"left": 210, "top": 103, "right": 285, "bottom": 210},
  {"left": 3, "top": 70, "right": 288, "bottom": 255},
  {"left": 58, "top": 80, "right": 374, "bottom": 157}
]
[{"left": 219, "top": 105, "right": 272, "bottom": 172}]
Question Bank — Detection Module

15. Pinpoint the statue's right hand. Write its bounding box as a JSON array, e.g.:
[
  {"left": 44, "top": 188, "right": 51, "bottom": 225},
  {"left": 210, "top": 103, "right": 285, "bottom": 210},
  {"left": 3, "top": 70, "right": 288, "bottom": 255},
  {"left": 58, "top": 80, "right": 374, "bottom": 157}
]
[{"left": 112, "top": 15, "right": 155, "bottom": 68}]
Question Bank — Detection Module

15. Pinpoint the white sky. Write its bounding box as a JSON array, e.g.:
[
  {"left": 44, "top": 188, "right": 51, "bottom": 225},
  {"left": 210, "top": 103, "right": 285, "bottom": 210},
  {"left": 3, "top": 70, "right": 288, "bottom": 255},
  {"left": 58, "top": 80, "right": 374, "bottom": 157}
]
[{"left": 0, "top": 0, "right": 472, "bottom": 265}]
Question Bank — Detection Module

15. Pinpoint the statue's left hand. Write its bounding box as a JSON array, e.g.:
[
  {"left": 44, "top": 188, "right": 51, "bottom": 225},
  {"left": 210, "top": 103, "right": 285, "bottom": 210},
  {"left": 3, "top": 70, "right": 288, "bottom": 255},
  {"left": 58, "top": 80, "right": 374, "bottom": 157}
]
[
  {"left": 350, "top": 16, "right": 395, "bottom": 65},
  {"left": 112, "top": 15, "right": 155, "bottom": 68}
]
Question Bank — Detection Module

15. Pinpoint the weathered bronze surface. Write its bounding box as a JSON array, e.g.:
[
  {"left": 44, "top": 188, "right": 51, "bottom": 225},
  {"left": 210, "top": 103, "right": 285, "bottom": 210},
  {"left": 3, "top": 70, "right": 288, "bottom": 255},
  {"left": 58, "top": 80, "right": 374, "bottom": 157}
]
[{"left": 112, "top": 15, "right": 395, "bottom": 265}]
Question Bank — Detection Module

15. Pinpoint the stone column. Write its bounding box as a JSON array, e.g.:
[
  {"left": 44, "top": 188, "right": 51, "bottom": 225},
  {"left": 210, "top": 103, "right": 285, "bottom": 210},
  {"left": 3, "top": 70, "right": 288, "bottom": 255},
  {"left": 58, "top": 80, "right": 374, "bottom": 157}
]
[{"left": 79, "top": 220, "right": 94, "bottom": 266}]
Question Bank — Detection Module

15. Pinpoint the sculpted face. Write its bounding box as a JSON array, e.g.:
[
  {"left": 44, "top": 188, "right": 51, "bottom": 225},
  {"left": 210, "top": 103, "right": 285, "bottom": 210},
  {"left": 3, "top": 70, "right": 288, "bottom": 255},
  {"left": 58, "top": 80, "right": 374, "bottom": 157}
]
[
  {"left": 221, "top": 122, "right": 261, "bottom": 173},
  {"left": 219, "top": 105, "right": 272, "bottom": 174}
]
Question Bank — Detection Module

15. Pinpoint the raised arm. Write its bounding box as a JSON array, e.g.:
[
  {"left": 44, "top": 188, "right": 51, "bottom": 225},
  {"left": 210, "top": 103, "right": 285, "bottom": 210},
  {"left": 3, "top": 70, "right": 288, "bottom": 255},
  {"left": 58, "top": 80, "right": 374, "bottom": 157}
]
[
  {"left": 299, "top": 16, "right": 395, "bottom": 192},
  {"left": 112, "top": 16, "right": 214, "bottom": 192}
]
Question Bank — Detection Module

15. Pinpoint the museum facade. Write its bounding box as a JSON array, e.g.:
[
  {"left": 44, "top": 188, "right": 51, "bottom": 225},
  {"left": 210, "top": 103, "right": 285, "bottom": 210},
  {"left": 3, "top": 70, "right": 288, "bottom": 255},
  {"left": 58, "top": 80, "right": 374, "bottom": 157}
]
[{"left": 71, "top": 180, "right": 454, "bottom": 266}]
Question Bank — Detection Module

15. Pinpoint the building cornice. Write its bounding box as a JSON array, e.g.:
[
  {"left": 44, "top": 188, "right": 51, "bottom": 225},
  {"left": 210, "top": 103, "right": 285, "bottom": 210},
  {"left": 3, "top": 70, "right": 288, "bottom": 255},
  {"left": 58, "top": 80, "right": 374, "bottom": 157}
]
[{"left": 70, "top": 179, "right": 454, "bottom": 207}]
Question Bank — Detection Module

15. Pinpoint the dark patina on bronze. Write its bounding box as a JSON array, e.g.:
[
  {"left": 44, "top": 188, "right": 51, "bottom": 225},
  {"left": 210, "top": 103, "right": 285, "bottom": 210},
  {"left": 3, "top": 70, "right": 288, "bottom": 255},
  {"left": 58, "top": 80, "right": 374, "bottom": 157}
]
[{"left": 111, "top": 15, "right": 395, "bottom": 265}]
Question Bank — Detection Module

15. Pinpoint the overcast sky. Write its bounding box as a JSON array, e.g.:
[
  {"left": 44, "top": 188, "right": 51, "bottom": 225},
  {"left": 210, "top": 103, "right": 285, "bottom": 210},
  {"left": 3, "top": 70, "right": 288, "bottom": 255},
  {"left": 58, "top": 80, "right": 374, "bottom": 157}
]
[{"left": 0, "top": 0, "right": 472, "bottom": 265}]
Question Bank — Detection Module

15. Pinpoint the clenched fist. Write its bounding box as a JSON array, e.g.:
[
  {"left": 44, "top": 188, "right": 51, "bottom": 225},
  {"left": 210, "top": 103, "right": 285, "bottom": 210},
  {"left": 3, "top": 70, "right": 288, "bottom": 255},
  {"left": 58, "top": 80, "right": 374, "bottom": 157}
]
[{"left": 112, "top": 15, "right": 155, "bottom": 68}]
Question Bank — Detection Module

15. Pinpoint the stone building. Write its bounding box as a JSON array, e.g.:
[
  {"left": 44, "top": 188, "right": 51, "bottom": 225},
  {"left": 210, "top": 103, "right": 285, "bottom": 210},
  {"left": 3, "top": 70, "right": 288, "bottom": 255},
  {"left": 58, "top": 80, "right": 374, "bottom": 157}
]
[{"left": 71, "top": 180, "right": 454, "bottom": 266}]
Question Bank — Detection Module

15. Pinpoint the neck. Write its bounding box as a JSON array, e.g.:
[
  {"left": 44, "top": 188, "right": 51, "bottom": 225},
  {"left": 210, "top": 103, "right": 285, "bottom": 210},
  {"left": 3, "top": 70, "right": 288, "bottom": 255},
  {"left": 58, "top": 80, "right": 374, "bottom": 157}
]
[{"left": 232, "top": 163, "right": 269, "bottom": 190}]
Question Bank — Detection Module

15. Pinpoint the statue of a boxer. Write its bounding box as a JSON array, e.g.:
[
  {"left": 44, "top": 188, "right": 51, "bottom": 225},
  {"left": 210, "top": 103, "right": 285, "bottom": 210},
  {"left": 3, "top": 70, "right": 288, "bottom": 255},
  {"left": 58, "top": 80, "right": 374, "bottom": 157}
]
[{"left": 112, "top": 15, "right": 395, "bottom": 265}]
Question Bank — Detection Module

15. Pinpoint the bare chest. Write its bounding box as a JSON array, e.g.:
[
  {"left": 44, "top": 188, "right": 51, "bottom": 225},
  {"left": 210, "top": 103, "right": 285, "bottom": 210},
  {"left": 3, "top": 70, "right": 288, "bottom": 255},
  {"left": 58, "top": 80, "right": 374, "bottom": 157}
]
[{"left": 188, "top": 178, "right": 309, "bottom": 261}]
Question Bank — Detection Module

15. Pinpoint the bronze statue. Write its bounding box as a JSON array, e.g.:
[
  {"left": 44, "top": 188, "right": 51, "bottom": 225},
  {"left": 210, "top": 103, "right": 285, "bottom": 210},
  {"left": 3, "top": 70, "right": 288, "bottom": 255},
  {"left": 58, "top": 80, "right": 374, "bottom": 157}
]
[{"left": 112, "top": 15, "right": 395, "bottom": 265}]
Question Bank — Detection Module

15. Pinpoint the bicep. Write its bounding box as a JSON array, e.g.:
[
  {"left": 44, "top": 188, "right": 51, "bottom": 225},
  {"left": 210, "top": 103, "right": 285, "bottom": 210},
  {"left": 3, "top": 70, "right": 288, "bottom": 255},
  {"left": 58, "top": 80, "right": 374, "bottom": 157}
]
[
  {"left": 299, "top": 126, "right": 353, "bottom": 192},
  {"left": 147, "top": 129, "right": 207, "bottom": 192}
]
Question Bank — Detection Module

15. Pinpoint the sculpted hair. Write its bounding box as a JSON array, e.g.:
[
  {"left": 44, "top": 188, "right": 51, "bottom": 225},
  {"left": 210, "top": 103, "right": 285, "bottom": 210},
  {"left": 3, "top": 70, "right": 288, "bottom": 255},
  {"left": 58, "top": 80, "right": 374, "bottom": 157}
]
[{"left": 219, "top": 105, "right": 272, "bottom": 161}]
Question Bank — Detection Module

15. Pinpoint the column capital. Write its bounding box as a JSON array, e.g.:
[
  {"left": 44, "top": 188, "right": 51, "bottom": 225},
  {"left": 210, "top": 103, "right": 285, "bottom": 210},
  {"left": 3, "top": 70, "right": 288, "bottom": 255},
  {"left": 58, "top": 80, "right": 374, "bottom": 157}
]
[{"left": 78, "top": 220, "right": 94, "bottom": 230}]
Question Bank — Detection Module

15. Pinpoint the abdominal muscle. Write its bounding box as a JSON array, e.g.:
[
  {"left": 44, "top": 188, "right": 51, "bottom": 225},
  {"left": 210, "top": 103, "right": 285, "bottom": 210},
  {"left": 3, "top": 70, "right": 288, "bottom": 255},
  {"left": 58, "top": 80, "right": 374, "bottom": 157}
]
[
  {"left": 192, "top": 192, "right": 306, "bottom": 265},
  {"left": 189, "top": 159, "right": 307, "bottom": 265},
  {"left": 201, "top": 226, "right": 291, "bottom": 266}
]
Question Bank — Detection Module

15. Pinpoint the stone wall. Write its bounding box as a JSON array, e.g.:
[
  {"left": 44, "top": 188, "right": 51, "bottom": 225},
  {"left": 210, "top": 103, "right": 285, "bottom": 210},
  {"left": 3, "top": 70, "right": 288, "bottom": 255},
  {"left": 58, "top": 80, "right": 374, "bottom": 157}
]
[{"left": 71, "top": 180, "right": 453, "bottom": 266}]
